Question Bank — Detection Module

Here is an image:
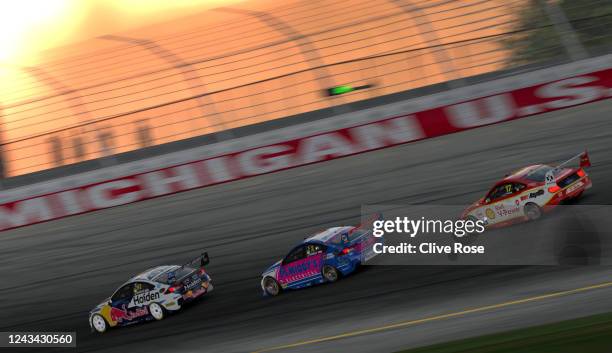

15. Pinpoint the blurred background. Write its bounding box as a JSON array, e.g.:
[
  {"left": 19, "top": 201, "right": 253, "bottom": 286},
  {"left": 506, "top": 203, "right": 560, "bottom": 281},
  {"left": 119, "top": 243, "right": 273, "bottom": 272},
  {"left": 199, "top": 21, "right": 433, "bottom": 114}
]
[{"left": 0, "top": 0, "right": 610, "bottom": 178}]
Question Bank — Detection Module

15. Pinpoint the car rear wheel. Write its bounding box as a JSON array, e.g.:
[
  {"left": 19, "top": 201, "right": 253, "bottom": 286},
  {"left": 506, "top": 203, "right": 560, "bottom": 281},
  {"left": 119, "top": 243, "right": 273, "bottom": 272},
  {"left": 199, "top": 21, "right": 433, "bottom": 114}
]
[
  {"left": 322, "top": 265, "right": 339, "bottom": 283},
  {"left": 524, "top": 203, "right": 542, "bottom": 221},
  {"left": 263, "top": 277, "right": 281, "bottom": 296},
  {"left": 149, "top": 303, "right": 165, "bottom": 321},
  {"left": 91, "top": 314, "right": 108, "bottom": 333},
  {"left": 464, "top": 215, "right": 482, "bottom": 233}
]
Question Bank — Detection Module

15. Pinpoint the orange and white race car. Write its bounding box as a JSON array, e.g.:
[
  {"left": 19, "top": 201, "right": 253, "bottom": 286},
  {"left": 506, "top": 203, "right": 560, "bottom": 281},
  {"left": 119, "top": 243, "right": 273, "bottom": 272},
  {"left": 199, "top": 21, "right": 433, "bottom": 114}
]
[{"left": 461, "top": 151, "right": 592, "bottom": 228}]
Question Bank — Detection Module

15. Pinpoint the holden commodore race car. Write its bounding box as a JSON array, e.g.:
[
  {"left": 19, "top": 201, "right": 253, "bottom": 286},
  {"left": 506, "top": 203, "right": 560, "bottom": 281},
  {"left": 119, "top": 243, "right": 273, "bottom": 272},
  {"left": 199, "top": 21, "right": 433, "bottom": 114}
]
[
  {"left": 89, "top": 252, "right": 212, "bottom": 333},
  {"left": 461, "top": 151, "right": 592, "bottom": 227},
  {"left": 260, "top": 222, "right": 382, "bottom": 296}
]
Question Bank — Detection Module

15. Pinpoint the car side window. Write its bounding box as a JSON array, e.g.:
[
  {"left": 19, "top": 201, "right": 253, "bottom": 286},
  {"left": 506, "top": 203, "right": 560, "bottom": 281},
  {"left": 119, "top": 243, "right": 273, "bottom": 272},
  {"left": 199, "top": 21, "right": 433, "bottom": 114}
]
[
  {"left": 306, "top": 243, "right": 325, "bottom": 256},
  {"left": 513, "top": 183, "right": 526, "bottom": 193},
  {"left": 329, "top": 232, "right": 350, "bottom": 245},
  {"left": 487, "top": 183, "right": 515, "bottom": 201},
  {"left": 284, "top": 245, "right": 306, "bottom": 264},
  {"left": 112, "top": 283, "right": 134, "bottom": 301},
  {"left": 133, "top": 282, "right": 155, "bottom": 295}
]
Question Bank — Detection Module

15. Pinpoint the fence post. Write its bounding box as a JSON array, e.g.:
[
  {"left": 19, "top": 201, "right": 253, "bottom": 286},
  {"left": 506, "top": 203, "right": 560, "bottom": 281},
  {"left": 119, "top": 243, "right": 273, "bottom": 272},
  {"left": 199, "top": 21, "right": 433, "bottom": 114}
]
[
  {"left": 24, "top": 66, "right": 101, "bottom": 166},
  {"left": 214, "top": 7, "right": 336, "bottom": 90},
  {"left": 538, "top": 0, "right": 588, "bottom": 61},
  {"left": 99, "top": 35, "right": 234, "bottom": 141},
  {"left": 389, "top": 0, "right": 466, "bottom": 88},
  {"left": 213, "top": 6, "right": 347, "bottom": 115}
]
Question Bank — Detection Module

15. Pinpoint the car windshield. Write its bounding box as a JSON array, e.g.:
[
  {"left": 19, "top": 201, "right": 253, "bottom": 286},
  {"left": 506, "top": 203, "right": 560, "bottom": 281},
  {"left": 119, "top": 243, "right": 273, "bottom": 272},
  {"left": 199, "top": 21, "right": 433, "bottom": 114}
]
[
  {"left": 154, "top": 266, "right": 194, "bottom": 284},
  {"left": 329, "top": 229, "right": 369, "bottom": 244},
  {"left": 523, "top": 165, "right": 560, "bottom": 182},
  {"left": 145, "top": 267, "right": 168, "bottom": 281}
]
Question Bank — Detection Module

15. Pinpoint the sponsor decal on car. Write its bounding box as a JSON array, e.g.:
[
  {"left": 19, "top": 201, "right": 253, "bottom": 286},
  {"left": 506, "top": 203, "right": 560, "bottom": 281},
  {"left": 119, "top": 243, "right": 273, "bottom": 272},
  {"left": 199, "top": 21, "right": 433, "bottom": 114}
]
[
  {"left": 110, "top": 305, "right": 149, "bottom": 323},
  {"left": 183, "top": 287, "right": 206, "bottom": 300},
  {"left": 566, "top": 181, "right": 584, "bottom": 194},
  {"left": 184, "top": 278, "right": 202, "bottom": 291},
  {"left": 278, "top": 256, "right": 324, "bottom": 283},
  {"left": 132, "top": 291, "right": 160, "bottom": 306},
  {"left": 495, "top": 204, "right": 520, "bottom": 218},
  {"left": 529, "top": 189, "right": 544, "bottom": 198}
]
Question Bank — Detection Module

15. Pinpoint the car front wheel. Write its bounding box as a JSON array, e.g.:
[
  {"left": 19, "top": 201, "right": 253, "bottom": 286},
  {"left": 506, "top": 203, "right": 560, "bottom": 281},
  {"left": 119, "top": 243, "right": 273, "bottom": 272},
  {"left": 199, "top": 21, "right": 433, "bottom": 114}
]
[
  {"left": 263, "top": 277, "right": 281, "bottom": 296},
  {"left": 91, "top": 314, "right": 108, "bottom": 333},
  {"left": 322, "top": 265, "right": 339, "bottom": 283},
  {"left": 149, "top": 303, "right": 165, "bottom": 321},
  {"left": 524, "top": 203, "right": 542, "bottom": 221}
]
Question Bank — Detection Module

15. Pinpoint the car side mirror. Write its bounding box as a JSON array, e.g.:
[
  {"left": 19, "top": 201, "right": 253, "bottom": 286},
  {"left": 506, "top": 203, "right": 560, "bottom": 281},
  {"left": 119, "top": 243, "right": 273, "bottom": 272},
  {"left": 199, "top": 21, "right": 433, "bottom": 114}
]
[{"left": 201, "top": 252, "right": 210, "bottom": 267}]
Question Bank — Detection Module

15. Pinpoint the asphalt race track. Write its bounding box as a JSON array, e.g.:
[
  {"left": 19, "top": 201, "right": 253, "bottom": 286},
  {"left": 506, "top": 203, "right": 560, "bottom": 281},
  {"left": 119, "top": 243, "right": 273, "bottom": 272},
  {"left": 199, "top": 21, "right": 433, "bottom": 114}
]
[{"left": 1, "top": 99, "right": 611, "bottom": 353}]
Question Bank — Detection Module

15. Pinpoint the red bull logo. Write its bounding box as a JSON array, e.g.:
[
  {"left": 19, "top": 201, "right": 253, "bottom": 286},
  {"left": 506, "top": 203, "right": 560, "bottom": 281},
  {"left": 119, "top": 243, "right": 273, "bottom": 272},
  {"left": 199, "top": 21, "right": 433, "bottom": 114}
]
[{"left": 110, "top": 305, "right": 149, "bottom": 323}]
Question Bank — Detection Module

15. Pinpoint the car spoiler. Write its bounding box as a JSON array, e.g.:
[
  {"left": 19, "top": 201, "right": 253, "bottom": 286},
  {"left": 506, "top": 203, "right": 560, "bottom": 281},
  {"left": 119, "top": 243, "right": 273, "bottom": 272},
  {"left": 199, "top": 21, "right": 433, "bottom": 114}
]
[
  {"left": 545, "top": 150, "right": 591, "bottom": 186},
  {"left": 184, "top": 252, "right": 210, "bottom": 268},
  {"left": 345, "top": 213, "right": 383, "bottom": 243},
  {"left": 167, "top": 252, "right": 210, "bottom": 282}
]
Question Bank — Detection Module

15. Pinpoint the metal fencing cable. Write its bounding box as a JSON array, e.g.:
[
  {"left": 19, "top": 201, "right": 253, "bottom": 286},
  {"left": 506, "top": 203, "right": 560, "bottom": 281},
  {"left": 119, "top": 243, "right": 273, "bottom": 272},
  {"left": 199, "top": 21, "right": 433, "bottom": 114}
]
[
  {"left": 1, "top": 0, "right": 609, "bottom": 176},
  {"left": 4, "top": 1, "right": 519, "bottom": 126}
]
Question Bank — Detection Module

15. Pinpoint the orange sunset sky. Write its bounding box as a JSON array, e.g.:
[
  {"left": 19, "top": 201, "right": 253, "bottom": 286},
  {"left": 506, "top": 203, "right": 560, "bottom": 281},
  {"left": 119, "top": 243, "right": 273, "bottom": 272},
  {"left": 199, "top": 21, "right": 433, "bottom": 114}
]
[
  {"left": 0, "top": 0, "right": 245, "bottom": 89},
  {"left": 0, "top": 0, "right": 517, "bottom": 177}
]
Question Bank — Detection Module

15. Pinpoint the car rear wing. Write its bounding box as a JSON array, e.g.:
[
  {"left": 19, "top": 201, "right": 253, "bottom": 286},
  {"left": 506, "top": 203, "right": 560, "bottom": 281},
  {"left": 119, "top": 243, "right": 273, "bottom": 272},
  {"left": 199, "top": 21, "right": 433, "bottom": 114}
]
[
  {"left": 184, "top": 252, "right": 210, "bottom": 268},
  {"left": 545, "top": 150, "right": 591, "bottom": 186},
  {"left": 167, "top": 252, "right": 210, "bottom": 282},
  {"left": 555, "top": 150, "right": 591, "bottom": 170},
  {"left": 344, "top": 213, "right": 384, "bottom": 243},
  {"left": 168, "top": 251, "right": 210, "bottom": 279}
]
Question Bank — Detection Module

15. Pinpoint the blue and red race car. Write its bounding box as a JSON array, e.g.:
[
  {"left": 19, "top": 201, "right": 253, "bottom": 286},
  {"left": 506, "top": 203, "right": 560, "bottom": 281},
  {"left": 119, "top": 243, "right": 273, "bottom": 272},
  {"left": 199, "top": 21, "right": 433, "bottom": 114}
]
[{"left": 260, "top": 224, "right": 381, "bottom": 296}]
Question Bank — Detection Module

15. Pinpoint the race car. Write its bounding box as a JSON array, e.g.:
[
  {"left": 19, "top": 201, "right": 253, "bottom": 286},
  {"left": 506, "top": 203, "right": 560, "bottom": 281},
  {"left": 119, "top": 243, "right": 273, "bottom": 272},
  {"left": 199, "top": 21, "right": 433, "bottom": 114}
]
[
  {"left": 260, "top": 221, "right": 382, "bottom": 296},
  {"left": 461, "top": 151, "right": 592, "bottom": 228},
  {"left": 89, "top": 252, "right": 212, "bottom": 333}
]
